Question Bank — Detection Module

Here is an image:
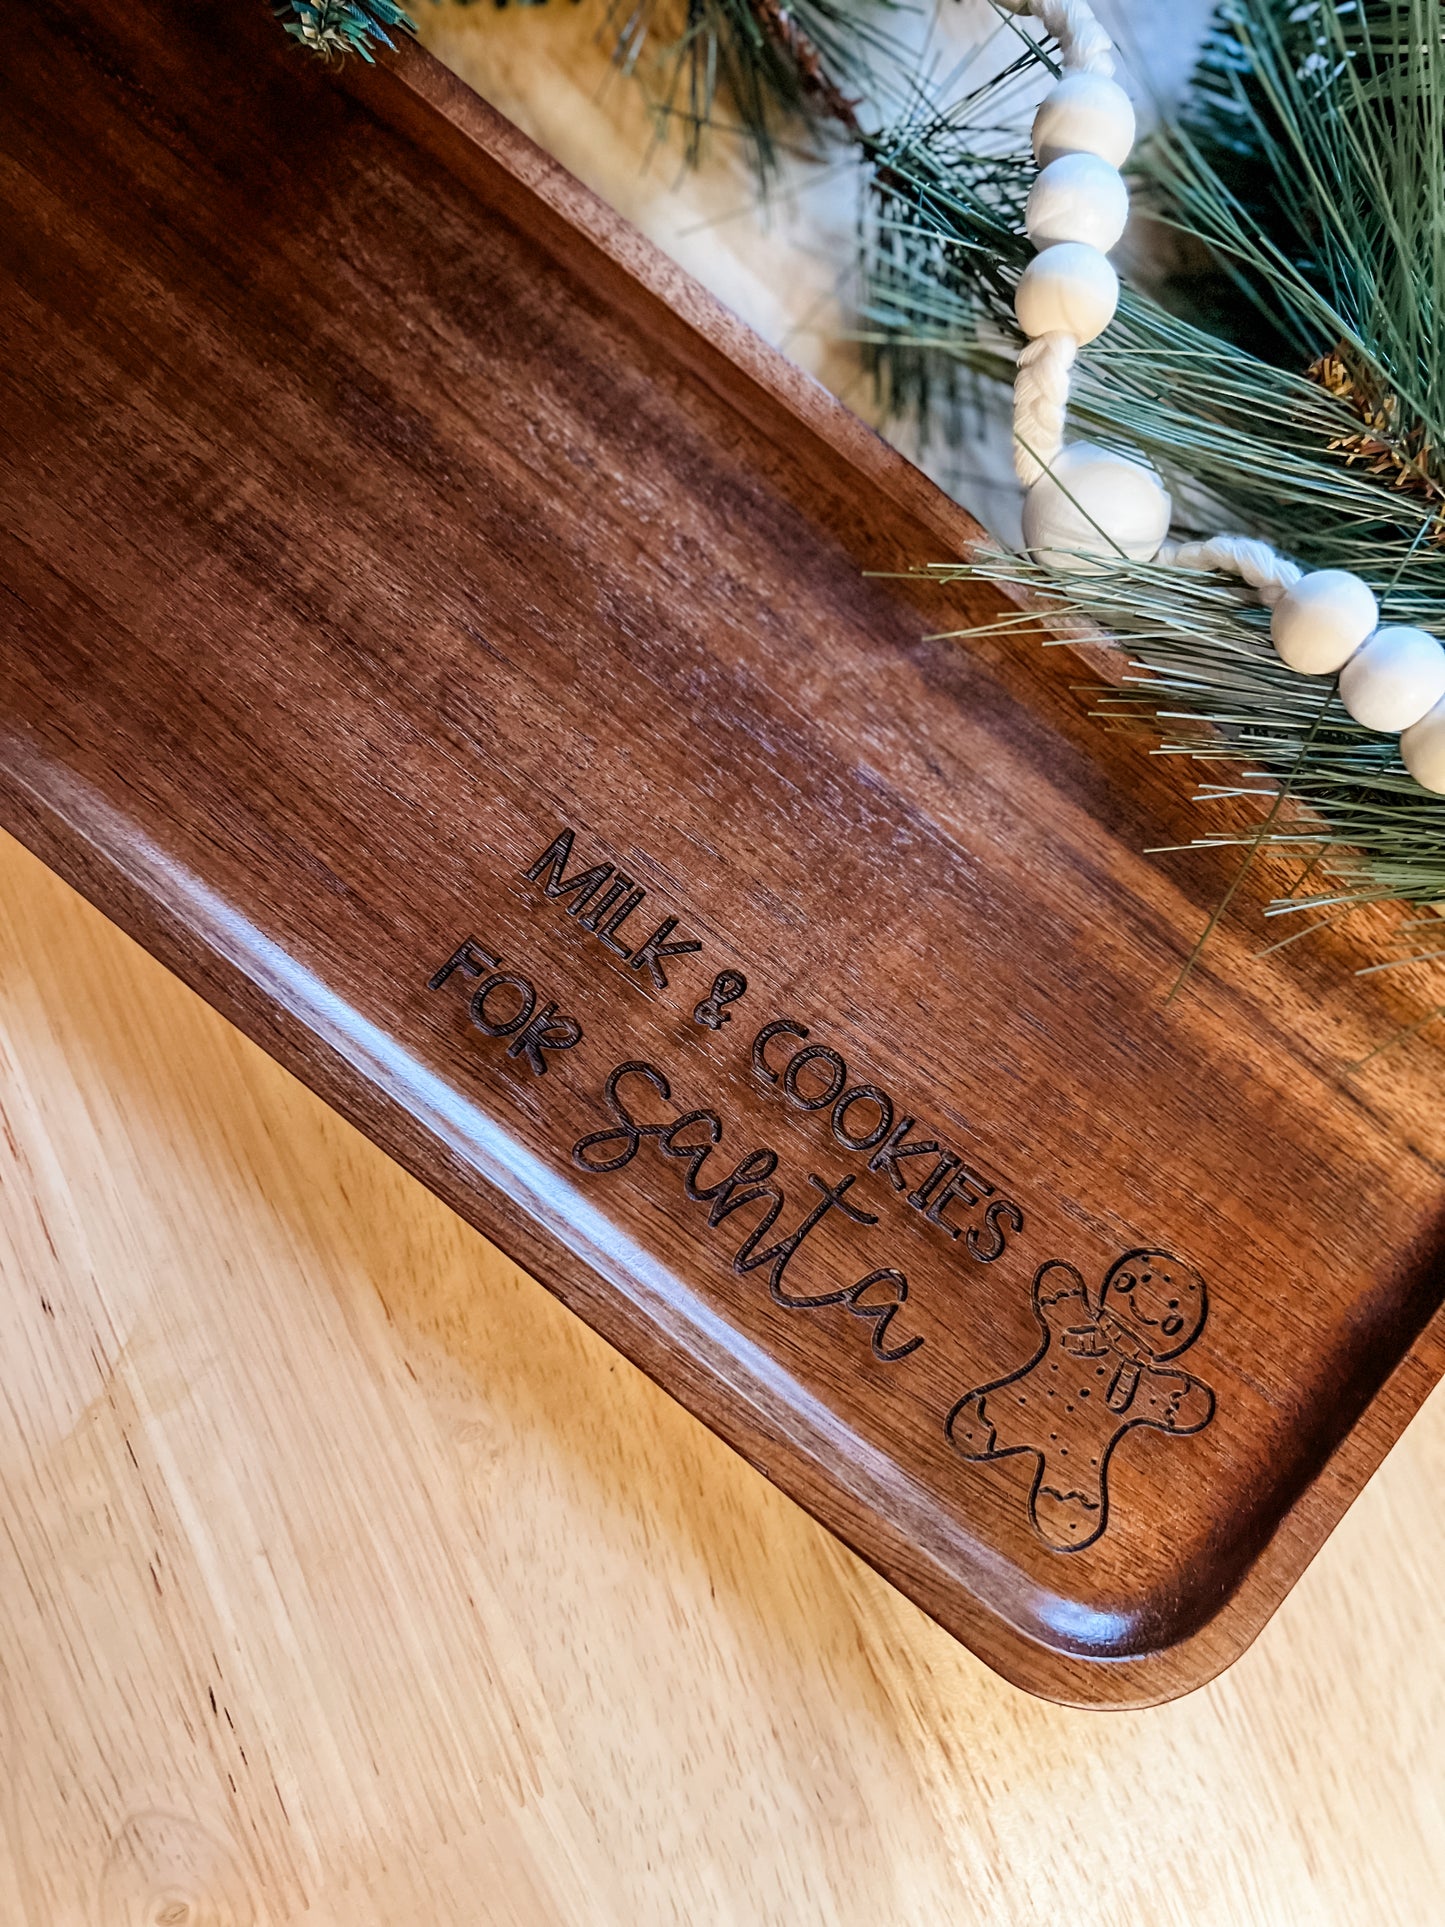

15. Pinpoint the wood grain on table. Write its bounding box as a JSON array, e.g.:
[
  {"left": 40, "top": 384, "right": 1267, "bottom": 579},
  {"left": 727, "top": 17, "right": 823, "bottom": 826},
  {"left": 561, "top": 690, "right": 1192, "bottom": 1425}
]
[{"left": 1, "top": 12, "right": 1442, "bottom": 1920}]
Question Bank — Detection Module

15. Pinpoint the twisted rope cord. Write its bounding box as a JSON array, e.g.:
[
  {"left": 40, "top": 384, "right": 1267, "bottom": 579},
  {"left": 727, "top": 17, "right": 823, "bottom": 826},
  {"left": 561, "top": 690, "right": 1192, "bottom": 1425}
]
[
  {"left": 1013, "top": 332, "right": 1076, "bottom": 484},
  {"left": 995, "top": 0, "right": 1115, "bottom": 73},
  {"left": 1161, "top": 537, "right": 1302, "bottom": 606}
]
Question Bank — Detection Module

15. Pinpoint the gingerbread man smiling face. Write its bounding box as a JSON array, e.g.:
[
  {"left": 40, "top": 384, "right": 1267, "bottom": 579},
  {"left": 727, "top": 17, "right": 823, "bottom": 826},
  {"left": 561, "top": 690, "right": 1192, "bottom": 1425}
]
[
  {"left": 946, "top": 1249, "right": 1214, "bottom": 1552},
  {"left": 1099, "top": 1251, "right": 1206, "bottom": 1358}
]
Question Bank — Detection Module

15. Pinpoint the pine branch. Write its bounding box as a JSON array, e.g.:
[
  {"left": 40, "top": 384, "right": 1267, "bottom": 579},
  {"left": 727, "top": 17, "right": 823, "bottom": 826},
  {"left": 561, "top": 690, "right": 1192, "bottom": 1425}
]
[
  {"left": 276, "top": 0, "right": 893, "bottom": 176},
  {"left": 595, "top": 0, "right": 900, "bottom": 174},
  {"left": 1149, "top": 0, "right": 1445, "bottom": 431},
  {"left": 921, "top": 547, "right": 1445, "bottom": 910},
  {"left": 276, "top": 0, "right": 415, "bottom": 59},
  {"left": 1306, "top": 345, "right": 1445, "bottom": 536},
  {"left": 859, "top": 1, "right": 1445, "bottom": 938},
  {"left": 748, "top": 0, "right": 865, "bottom": 140}
]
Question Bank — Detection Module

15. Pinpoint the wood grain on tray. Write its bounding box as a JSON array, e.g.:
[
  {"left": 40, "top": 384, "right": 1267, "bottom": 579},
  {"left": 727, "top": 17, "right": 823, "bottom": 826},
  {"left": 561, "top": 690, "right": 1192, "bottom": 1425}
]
[{"left": 2, "top": 0, "right": 1443, "bottom": 1705}]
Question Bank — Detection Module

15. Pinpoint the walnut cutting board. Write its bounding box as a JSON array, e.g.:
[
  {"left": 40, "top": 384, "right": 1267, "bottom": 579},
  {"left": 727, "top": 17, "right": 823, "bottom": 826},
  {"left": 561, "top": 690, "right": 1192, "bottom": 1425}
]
[{"left": 2, "top": 0, "right": 1443, "bottom": 1708}]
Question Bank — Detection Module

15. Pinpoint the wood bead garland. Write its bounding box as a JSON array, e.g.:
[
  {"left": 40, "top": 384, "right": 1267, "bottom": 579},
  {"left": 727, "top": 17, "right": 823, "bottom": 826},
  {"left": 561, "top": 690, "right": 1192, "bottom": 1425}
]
[
  {"left": 1031, "top": 73, "right": 1136, "bottom": 168},
  {"left": 1253, "top": 569, "right": 1445, "bottom": 791},
  {"left": 1003, "top": 2, "right": 1445, "bottom": 800},
  {"left": 1021, "top": 442, "right": 1171, "bottom": 573},
  {"left": 1338, "top": 626, "right": 1445, "bottom": 734},
  {"left": 1401, "top": 695, "right": 1445, "bottom": 792},
  {"left": 1270, "top": 570, "right": 1380, "bottom": 675},
  {"left": 1009, "top": 2, "right": 1165, "bottom": 568},
  {"left": 1265, "top": 573, "right": 1445, "bottom": 789},
  {"left": 1014, "top": 242, "right": 1118, "bottom": 344},
  {"left": 1025, "top": 152, "right": 1130, "bottom": 251}
]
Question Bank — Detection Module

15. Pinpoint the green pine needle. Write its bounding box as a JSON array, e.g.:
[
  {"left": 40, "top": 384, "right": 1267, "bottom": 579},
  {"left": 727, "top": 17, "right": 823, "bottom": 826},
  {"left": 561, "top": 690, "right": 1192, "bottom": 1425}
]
[
  {"left": 441, "top": 0, "right": 908, "bottom": 176},
  {"left": 595, "top": 0, "right": 901, "bottom": 172},
  {"left": 862, "top": 0, "right": 1445, "bottom": 936},
  {"left": 277, "top": 0, "right": 904, "bottom": 179},
  {"left": 276, "top": 0, "right": 416, "bottom": 60}
]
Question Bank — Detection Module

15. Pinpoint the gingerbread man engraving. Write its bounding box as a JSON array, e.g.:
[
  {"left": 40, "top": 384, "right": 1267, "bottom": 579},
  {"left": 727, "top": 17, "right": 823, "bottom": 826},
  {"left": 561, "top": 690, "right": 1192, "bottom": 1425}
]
[{"left": 946, "top": 1250, "right": 1215, "bottom": 1552}]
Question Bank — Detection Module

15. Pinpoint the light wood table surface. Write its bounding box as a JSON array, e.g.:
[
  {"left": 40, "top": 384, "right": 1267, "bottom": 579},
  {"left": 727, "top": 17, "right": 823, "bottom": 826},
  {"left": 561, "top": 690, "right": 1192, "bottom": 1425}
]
[{"left": 3, "top": 13, "right": 1444, "bottom": 1922}]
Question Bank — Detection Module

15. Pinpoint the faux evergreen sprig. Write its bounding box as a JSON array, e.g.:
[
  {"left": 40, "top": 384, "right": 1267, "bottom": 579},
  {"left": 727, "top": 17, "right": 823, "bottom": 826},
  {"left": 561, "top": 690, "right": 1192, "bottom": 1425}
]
[
  {"left": 862, "top": 0, "right": 1445, "bottom": 964},
  {"left": 275, "top": 0, "right": 896, "bottom": 175},
  {"left": 592, "top": 0, "right": 896, "bottom": 171},
  {"left": 276, "top": 0, "right": 415, "bottom": 59}
]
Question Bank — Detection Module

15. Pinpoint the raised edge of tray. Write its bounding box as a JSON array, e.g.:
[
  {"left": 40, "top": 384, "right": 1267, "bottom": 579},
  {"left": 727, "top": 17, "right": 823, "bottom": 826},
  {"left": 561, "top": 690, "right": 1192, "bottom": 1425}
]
[{"left": 3, "top": 0, "right": 1444, "bottom": 1706}]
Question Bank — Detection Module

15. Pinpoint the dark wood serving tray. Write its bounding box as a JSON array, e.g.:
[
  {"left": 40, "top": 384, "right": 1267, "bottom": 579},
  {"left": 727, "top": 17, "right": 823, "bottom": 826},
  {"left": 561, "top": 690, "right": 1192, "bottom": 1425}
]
[{"left": 4, "top": 0, "right": 1444, "bottom": 1707}]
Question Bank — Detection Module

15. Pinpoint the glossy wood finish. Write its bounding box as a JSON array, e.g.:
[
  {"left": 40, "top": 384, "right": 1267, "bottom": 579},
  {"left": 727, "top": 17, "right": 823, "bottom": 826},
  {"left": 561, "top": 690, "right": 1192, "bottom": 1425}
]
[
  {"left": 8, "top": 824, "right": 1445, "bottom": 1923},
  {"left": 1, "top": 0, "right": 1442, "bottom": 1706}
]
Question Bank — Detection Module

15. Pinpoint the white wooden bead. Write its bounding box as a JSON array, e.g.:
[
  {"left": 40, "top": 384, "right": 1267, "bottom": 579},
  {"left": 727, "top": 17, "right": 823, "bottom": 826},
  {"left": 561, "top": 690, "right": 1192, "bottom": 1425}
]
[
  {"left": 1032, "top": 74, "right": 1137, "bottom": 169},
  {"left": 1015, "top": 242, "right": 1118, "bottom": 344},
  {"left": 1270, "top": 570, "right": 1379, "bottom": 675},
  {"left": 1400, "top": 693, "right": 1445, "bottom": 793},
  {"left": 1338, "top": 626, "right": 1445, "bottom": 733},
  {"left": 1021, "top": 441, "right": 1172, "bottom": 573},
  {"left": 1025, "top": 153, "right": 1130, "bottom": 252}
]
